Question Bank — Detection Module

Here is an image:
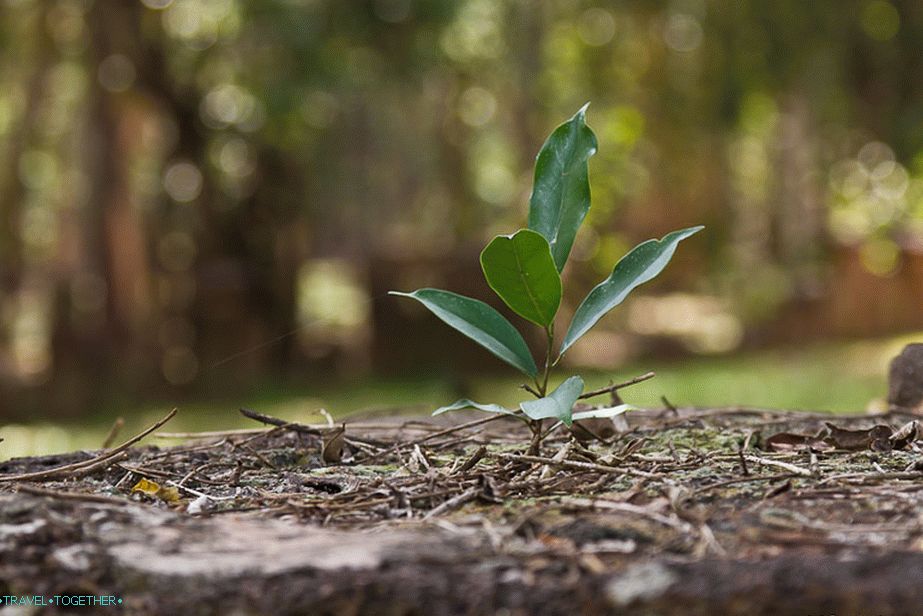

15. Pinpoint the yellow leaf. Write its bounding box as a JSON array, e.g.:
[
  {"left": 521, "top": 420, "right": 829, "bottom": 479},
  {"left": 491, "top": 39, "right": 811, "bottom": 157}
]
[
  {"left": 131, "top": 478, "right": 181, "bottom": 504},
  {"left": 131, "top": 478, "right": 161, "bottom": 496},
  {"left": 157, "top": 486, "right": 181, "bottom": 503}
]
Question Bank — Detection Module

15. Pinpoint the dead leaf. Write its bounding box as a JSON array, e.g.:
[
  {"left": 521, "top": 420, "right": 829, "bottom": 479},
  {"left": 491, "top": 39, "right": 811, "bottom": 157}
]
[
  {"left": 870, "top": 438, "right": 892, "bottom": 453},
  {"left": 131, "top": 478, "right": 180, "bottom": 504},
  {"left": 321, "top": 425, "right": 346, "bottom": 463},
  {"left": 821, "top": 423, "right": 892, "bottom": 451},
  {"left": 890, "top": 420, "right": 918, "bottom": 450},
  {"left": 570, "top": 417, "right": 617, "bottom": 443},
  {"left": 131, "top": 477, "right": 161, "bottom": 497}
]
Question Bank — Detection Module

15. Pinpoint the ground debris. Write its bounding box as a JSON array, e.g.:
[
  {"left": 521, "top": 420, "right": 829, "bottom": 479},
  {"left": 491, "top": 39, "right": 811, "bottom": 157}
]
[
  {"left": 766, "top": 418, "right": 919, "bottom": 452},
  {"left": 2, "top": 405, "right": 923, "bottom": 614}
]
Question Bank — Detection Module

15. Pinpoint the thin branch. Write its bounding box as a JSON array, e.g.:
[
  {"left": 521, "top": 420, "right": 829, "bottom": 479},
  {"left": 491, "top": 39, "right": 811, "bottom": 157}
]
[
  {"left": 0, "top": 408, "right": 178, "bottom": 483},
  {"left": 578, "top": 371, "right": 656, "bottom": 400},
  {"left": 101, "top": 417, "right": 124, "bottom": 448},
  {"left": 16, "top": 484, "right": 132, "bottom": 506},
  {"left": 239, "top": 408, "right": 321, "bottom": 435},
  {"left": 456, "top": 446, "right": 488, "bottom": 474},
  {"left": 491, "top": 452, "right": 659, "bottom": 478},
  {"left": 743, "top": 454, "right": 813, "bottom": 477},
  {"left": 424, "top": 488, "right": 479, "bottom": 519}
]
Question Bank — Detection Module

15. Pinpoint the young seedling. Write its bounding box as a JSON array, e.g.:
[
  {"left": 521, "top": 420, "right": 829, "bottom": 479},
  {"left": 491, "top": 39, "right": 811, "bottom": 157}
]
[{"left": 391, "top": 104, "right": 702, "bottom": 453}]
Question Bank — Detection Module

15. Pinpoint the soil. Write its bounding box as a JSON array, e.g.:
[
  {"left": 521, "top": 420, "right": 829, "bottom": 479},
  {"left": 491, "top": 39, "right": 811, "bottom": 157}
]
[{"left": 1, "top": 402, "right": 922, "bottom": 615}]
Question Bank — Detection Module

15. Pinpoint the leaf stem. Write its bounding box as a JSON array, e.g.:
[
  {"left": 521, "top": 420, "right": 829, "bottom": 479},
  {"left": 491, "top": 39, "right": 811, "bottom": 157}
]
[{"left": 520, "top": 383, "right": 542, "bottom": 399}]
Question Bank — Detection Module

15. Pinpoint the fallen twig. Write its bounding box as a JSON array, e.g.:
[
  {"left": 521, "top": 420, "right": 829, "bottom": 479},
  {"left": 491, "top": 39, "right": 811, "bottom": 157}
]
[
  {"left": 156, "top": 428, "right": 268, "bottom": 439},
  {"left": 424, "top": 487, "right": 479, "bottom": 519},
  {"left": 491, "top": 452, "right": 659, "bottom": 478},
  {"left": 692, "top": 472, "right": 797, "bottom": 495},
  {"left": 239, "top": 408, "right": 321, "bottom": 435},
  {"left": 578, "top": 372, "right": 656, "bottom": 400},
  {"left": 743, "top": 454, "right": 813, "bottom": 477},
  {"left": 101, "top": 417, "right": 124, "bottom": 449},
  {"left": 819, "top": 470, "right": 923, "bottom": 484},
  {"left": 0, "top": 408, "right": 177, "bottom": 483},
  {"left": 16, "top": 483, "right": 132, "bottom": 506},
  {"left": 456, "top": 446, "right": 488, "bottom": 474},
  {"left": 360, "top": 414, "right": 510, "bottom": 463}
]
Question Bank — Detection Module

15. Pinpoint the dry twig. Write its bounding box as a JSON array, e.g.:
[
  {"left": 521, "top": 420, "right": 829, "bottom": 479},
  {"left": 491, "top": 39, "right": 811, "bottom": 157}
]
[
  {"left": 0, "top": 409, "right": 177, "bottom": 483},
  {"left": 578, "top": 372, "right": 656, "bottom": 400}
]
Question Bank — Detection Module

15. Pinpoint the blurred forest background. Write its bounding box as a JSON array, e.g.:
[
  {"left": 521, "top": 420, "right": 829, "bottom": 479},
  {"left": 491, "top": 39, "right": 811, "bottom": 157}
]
[{"left": 3, "top": 0, "right": 923, "bottom": 446}]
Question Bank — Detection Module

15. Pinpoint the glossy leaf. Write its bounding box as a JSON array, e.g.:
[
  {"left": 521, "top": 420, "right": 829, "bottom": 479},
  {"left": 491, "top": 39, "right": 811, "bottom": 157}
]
[
  {"left": 480, "top": 229, "right": 562, "bottom": 328},
  {"left": 528, "top": 104, "right": 598, "bottom": 272},
  {"left": 432, "top": 399, "right": 517, "bottom": 417},
  {"left": 559, "top": 226, "right": 703, "bottom": 359},
  {"left": 389, "top": 289, "right": 538, "bottom": 377},
  {"left": 520, "top": 375, "right": 584, "bottom": 426},
  {"left": 571, "top": 404, "right": 635, "bottom": 421}
]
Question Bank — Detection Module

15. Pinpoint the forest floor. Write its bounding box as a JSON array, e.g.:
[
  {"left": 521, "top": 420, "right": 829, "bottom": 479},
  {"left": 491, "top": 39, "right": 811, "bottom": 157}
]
[{"left": 1, "top": 395, "right": 922, "bottom": 615}]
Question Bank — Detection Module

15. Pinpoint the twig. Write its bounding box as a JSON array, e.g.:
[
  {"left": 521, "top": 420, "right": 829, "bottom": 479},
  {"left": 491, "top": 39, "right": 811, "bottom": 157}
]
[
  {"left": 742, "top": 430, "right": 755, "bottom": 452},
  {"left": 16, "top": 484, "right": 131, "bottom": 506},
  {"left": 743, "top": 454, "right": 813, "bottom": 477},
  {"left": 661, "top": 395, "right": 678, "bottom": 414},
  {"left": 68, "top": 452, "right": 130, "bottom": 479},
  {"left": 176, "top": 461, "right": 238, "bottom": 487},
  {"left": 456, "top": 446, "right": 487, "bottom": 474},
  {"left": 0, "top": 408, "right": 178, "bottom": 483},
  {"left": 738, "top": 444, "right": 749, "bottom": 476},
  {"left": 165, "top": 480, "right": 237, "bottom": 501},
  {"left": 116, "top": 463, "right": 180, "bottom": 482},
  {"left": 360, "top": 414, "right": 510, "bottom": 463},
  {"left": 101, "top": 417, "right": 124, "bottom": 449},
  {"left": 819, "top": 470, "right": 923, "bottom": 484},
  {"left": 239, "top": 408, "right": 321, "bottom": 435},
  {"left": 491, "top": 452, "right": 659, "bottom": 478},
  {"left": 156, "top": 422, "right": 439, "bottom": 439},
  {"left": 691, "top": 472, "right": 798, "bottom": 496},
  {"left": 578, "top": 372, "right": 656, "bottom": 400},
  {"left": 424, "top": 488, "right": 479, "bottom": 519},
  {"left": 238, "top": 443, "right": 278, "bottom": 470},
  {"left": 156, "top": 428, "right": 268, "bottom": 439}
]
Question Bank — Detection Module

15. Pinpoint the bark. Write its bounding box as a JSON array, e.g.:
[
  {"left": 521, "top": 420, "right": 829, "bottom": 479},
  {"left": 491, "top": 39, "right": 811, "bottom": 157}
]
[{"left": 2, "top": 492, "right": 922, "bottom": 615}]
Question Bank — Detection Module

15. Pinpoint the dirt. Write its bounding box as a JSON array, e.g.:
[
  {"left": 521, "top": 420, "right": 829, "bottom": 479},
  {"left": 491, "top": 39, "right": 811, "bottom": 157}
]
[{"left": 1, "top": 404, "right": 922, "bottom": 615}]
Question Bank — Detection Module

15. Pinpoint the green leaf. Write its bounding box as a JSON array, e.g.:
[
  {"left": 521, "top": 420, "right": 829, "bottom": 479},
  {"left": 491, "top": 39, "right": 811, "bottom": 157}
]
[
  {"left": 572, "top": 404, "right": 635, "bottom": 421},
  {"left": 559, "top": 226, "right": 703, "bottom": 359},
  {"left": 432, "top": 399, "right": 516, "bottom": 416},
  {"left": 528, "top": 104, "right": 598, "bottom": 272},
  {"left": 520, "top": 375, "right": 584, "bottom": 426},
  {"left": 389, "top": 289, "right": 538, "bottom": 377},
  {"left": 480, "top": 229, "right": 562, "bottom": 328}
]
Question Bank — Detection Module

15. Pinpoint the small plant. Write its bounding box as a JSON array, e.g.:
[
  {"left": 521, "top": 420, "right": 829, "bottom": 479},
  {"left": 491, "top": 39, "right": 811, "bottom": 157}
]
[{"left": 391, "top": 105, "right": 702, "bottom": 451}]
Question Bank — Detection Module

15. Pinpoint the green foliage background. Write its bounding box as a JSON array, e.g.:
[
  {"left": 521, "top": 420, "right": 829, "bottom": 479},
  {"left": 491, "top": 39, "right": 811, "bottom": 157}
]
[{"left": 0, "top": 0, "right": 922, "bottom": 420}]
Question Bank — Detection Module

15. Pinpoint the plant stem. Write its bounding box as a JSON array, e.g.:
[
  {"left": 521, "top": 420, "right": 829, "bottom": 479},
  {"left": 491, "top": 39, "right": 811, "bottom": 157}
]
[
  {"left": 527, "top": 420, "right": 543, "bottom": 455},
  {"left": 525, "top": 324, "right": 556, "bottom": 455},
  {"left": 539, "top": 323, "right": 554, "bottom": 397}
]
